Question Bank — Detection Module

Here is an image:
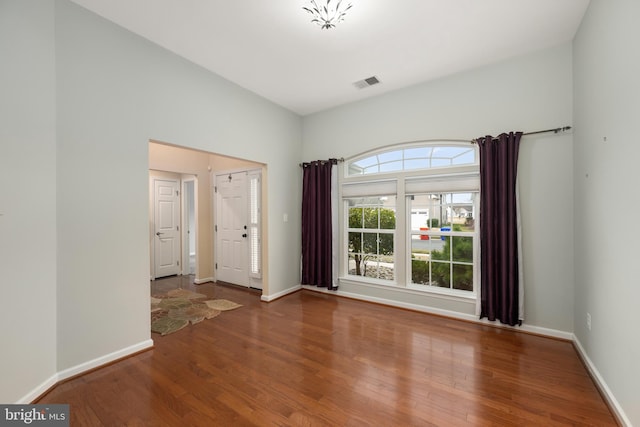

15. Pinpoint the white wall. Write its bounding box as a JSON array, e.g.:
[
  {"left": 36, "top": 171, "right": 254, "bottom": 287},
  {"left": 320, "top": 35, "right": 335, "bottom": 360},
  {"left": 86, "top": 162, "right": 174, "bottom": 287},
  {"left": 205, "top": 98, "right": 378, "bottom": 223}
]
[
  {"left": 0, "top": 0, "right": 58, "bottom": 402},
  {"left": 303, "top": 44, "right": 575, "bottom": 333},
  {"left": 573, "top": 0, "right": 640, "bottom": 424},
  {"left": 54, "top": 0, "right": 302, "bottom": 375}
]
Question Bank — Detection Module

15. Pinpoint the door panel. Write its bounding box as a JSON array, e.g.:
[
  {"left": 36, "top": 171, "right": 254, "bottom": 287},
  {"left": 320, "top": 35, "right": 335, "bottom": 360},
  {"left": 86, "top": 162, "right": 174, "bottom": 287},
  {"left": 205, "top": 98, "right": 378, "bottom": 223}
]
[
  {"left": 216, "top": 172, "right": 248, "bottom": 286},
  {"left": 154, "top": 178, "right": 180, "bottom": 278}
]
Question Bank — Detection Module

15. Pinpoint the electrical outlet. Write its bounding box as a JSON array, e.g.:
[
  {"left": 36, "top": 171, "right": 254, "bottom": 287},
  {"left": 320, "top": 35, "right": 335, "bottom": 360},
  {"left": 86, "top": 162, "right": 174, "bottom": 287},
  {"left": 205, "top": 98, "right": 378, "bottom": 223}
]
[{"left": 587, "top": 313, "right": 592, "bottom": 331}]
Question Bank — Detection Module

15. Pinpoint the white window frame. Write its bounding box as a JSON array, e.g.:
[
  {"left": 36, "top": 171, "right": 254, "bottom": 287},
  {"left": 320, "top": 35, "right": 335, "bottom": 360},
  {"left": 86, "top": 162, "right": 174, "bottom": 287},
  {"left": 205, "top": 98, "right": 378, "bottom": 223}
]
[
  {"left": 345, "top": 195, "right": 398, "bottom": 285},
  {"left": 339, "top": 141, "right": 479, "bottom": 300},
  {"left": 406, "top": 191, "right": 479, "bottom": 298}
]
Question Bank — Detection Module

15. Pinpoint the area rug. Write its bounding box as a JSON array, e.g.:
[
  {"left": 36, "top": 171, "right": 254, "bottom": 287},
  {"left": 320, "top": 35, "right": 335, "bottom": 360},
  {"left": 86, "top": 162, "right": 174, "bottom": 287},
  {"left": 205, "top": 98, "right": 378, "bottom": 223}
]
[
  {"left": 204, "top": 299, "right": 243, "bottom": 311},
  {"left": 151, "top": 289, "right": 242, "bottom": 336}
]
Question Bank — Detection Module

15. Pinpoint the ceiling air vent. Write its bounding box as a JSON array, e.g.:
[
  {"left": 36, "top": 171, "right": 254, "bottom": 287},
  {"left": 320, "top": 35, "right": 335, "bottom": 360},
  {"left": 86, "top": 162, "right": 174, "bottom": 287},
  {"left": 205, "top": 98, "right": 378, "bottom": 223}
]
[{"left": 353, "top": 76, "right": 380, "bottom": 89}]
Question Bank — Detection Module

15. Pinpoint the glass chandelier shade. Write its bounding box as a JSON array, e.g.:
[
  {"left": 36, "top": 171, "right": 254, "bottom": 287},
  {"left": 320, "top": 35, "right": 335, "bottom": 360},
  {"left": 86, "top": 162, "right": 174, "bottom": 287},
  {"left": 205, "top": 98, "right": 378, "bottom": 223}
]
[{"left": 303, "top": 0, "right": 353, "bottom": 30}]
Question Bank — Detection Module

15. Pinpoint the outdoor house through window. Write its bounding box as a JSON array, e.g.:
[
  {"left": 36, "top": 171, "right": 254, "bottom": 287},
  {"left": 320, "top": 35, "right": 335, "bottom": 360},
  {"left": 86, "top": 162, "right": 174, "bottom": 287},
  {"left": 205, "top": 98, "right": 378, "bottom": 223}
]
[{"left": 341, "top": 142, "right": 479, "bottom": 297}]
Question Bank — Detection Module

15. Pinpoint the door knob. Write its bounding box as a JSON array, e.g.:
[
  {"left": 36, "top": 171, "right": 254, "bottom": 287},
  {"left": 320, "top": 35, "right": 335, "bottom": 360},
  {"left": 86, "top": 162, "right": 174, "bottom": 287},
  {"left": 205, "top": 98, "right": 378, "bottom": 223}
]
[
  {"left": 242, "top": 233, "right": 247, "bottom": 238},
  {"left": 156, "top": 232, "right": 164, "bottom": 236}
]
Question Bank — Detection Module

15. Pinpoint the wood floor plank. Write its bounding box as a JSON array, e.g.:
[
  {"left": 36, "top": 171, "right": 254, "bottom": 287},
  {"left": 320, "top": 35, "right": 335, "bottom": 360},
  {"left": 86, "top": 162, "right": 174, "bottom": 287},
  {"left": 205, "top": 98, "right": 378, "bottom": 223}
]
[{"left": 37, "top": 277, "right": 618, "bottom": 426}]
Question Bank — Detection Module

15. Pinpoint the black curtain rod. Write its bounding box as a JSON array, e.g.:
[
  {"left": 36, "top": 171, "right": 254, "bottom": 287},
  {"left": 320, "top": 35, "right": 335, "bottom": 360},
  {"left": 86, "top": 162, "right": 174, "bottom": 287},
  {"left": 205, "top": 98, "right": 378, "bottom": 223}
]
[
  {"left": 299, "top": 157, "right": 344, "bottom": 168},
  {"left": 472, "top": 126, "right": 572, "bottom": 144},
  {"left": 523, "top": 126, "right": 572, "bottom": 136}
]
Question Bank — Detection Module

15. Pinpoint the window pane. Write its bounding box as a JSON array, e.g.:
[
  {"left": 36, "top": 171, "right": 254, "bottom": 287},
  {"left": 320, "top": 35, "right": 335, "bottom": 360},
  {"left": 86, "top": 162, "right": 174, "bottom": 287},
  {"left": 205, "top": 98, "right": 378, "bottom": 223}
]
[
  {"left": 431, "top": 261, "right": 450, "bottom": 288},
  {"left": 433, "top": 146, "right": 469, "bottom": 159},
  {"left": 364, "top": 165, "right": 379, "bottom": 174},
  {"left": 348, "top": 253, "right": 363, "bottom": 276},
  {"left": 452, "top": 236, "right": 473, "bottom": 263},
  {"left": 452, "top": 149, "right": 475, "bottom": 165},
  {"left": 348, "top": 207, "right": 363, "bottom": 228},
  {"left": 404, "top": 147, "right": 430, "bottom": 159},
  {"left": 411, "top": 258, "right": 430, "bottom": 285},
  {"left": 348, "top": 232, "right": 362, "bottom": 253},
  {"left": 453, "top": 264, "right": 473, "bottom": 291},
  {"left": 364, "top": 209, "right": 378, "bottom": 229},
  {"left": 380, "top": 205, "right": 396, "bottom": 229},
  {"left": 379, "top": 160, "right": 403, "bottom": 173},
  {"left": 378, "top": 151, "right": 402, "bottom": 163},
  {"left": 362, "top": 232, "right": 378, "bottom": 255},
  {"left": 367, "top": 257, "right": 395, "bottom": 280},
  {"left": 404, "top": 158, "right": 427, "bottom": 171},
  {"left": 431, "top": 158, "right": 451, "bottom": 168},
  {"left": 353, "top": 156, "right": 377, "bottom": 168},
  {"left": 379, "top": 233, "right": 394, "bottom": 255},
  {"left": 435, "top": 194, "right": 451, "bottom": 228}
]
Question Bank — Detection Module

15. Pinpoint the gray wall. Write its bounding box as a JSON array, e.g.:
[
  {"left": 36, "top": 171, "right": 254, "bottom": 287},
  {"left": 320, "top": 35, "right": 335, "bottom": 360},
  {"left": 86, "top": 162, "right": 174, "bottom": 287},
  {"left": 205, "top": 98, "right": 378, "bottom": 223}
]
[
  {"left": 0, "top": 0, "right": 302, "bottom": 403},
  {"left": 0, "top": 0, "right": 58, "bottom": 403},
  {"left": 573, "top": 0, "right": 640, "bottom": 424},
  {"left": 303, "top": 43, "right": 575, "bottom": 333},
  {"left": 55, "top": 0, "right": 302, "bottom": 371}
]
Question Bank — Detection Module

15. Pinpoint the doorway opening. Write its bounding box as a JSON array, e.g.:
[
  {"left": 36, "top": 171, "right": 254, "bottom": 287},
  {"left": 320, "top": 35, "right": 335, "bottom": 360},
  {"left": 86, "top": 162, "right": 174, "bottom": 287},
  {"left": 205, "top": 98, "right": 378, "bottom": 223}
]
[{"left": 148, "top": 140, "right": 266, "bottom": 293}]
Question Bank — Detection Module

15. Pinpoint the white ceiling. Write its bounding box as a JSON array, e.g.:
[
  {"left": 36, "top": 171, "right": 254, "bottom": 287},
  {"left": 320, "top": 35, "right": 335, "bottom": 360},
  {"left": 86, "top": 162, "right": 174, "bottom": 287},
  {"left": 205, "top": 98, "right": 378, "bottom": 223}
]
[{"left": 70, "top": 0, "right": 590, "bottom": 116}]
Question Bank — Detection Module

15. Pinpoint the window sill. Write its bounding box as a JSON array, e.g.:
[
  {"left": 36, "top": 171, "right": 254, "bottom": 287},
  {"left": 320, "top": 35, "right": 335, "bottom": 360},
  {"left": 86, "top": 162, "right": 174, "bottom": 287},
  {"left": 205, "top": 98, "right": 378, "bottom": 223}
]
[
  {"left": 405, "top": 283, "right": 476, "bottom": 301},
  {"left": 339, "top": 276, "right": 476, "bottom": 304}
]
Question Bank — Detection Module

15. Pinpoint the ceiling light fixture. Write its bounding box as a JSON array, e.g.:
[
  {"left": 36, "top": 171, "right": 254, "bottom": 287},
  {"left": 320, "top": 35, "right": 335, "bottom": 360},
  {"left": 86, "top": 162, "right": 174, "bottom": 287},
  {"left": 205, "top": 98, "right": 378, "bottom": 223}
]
[{"left": 303, "top": 0, "right": 353, "bottom": 30}]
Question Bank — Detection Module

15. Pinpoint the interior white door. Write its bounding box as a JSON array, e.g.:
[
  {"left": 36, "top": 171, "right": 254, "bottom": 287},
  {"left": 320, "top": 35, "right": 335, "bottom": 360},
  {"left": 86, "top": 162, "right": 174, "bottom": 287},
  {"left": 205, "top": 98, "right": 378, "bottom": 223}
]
[
  {"left": 216, "top": 172, "right": 249, "bottom": 286},
  {"left": 154, "top": 178, "right": 181, "bottom": 278}
]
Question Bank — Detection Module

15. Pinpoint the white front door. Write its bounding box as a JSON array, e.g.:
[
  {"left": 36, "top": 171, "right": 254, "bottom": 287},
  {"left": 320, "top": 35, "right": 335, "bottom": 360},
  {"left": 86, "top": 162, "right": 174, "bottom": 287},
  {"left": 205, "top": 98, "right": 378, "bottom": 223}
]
[
  {"left": 216, "top": 172, "right": 249, "bottom": 286},
  {"left": 154, "top": 178, "right": 181, "bottom": 278}
]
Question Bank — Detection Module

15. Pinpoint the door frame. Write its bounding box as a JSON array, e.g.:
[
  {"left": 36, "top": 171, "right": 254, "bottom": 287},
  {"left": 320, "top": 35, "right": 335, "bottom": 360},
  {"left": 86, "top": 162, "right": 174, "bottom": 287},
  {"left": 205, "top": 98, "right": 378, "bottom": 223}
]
[
  {"left": 213, "top": 167, "right": 263, "bottom": 289},
  {"left": 181, "top": 176, "right": 197, "bottom": 276},
  {"left": 149, "top": 172, "right": 181, "bottom": 280}
]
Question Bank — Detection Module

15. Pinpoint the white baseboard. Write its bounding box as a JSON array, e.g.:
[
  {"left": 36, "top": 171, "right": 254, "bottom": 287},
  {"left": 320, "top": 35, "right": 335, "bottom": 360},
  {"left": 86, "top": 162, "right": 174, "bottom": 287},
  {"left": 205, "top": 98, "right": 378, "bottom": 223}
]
[
  {"left": 572, "top": 336, "right": 631, "bottom": 427},
  {"left": 301, "top": 285, "right": 573, "bottom": 340},
  {"left": 17, "top": 374, "right": 60, "bottom": 404},
  {"left": 194, "top": 277, "right": 214, "bottom": 285},
  {"left": 57, "top": 339, "right": 154, "bottom": 382},
  {"left": 261, "top": 284, "right": 301, "bottom": 302},
  {"left": 18, "top": 339, "right": 154, "bottom": 404}
]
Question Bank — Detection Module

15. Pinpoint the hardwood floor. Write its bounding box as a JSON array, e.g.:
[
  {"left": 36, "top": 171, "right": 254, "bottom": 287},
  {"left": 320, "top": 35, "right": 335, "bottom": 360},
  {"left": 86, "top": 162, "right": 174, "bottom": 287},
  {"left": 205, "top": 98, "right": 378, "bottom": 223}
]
[{"left": 38, "top": 276, "right": 617, "bottom": 426}]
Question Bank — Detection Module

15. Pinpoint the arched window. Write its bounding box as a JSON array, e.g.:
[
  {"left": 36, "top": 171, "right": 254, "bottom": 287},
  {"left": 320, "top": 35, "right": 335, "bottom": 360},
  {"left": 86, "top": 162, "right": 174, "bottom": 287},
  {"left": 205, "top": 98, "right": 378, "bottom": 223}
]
[
  {"left": 347, "top": 144, "right": 476, "bottom": 176},
  {"left": 341, "top": 141, "right": 479, "bottom": 297}
]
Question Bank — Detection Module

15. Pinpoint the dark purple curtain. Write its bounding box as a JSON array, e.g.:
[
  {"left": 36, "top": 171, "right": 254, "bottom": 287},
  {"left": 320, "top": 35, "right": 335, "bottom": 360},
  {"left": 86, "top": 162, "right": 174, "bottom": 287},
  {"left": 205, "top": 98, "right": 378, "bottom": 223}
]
[
  {"left": 477, "top": 132, "right": 522, "bottom": 326},
  {"left": 301, "top": 159, "right": 337, "bottom": 289}
]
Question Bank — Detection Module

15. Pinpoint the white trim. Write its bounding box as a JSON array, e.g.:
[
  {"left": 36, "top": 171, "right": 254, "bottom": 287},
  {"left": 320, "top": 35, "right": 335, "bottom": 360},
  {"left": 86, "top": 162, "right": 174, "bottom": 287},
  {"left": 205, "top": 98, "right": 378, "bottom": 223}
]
[
  {"left": 150, "top": 174, "right": 181, "bottom": 279},
  {"left": 345, "top": 140, "right": 477, "bottom": 178},
  {"left": 261, "top": 284, "right": 301, "bottom": 302},
  {"left": 181, "top": 176, "right": 197, "bottom": 276},
  {"left": 248, "top": 171, "right": 262, "bottom": 280},
  {"left": 17, "top": 374, "right": 59, "bottom": 404},
  {"left": 302, "top": 285, "right": 572, "bottom": 340},
  {"left": 572, "top": 336, "right": 631, "bottom": 427},
  {"left": 214, "top": 168, "right": 263, "bottom": 288},
  {"left": 17, "top": 339, "right": 153, "bottom": 404},
  {"left": 194, "top": 276, "right": 214, "bottom": 285},
  {"left": 341, "top": 277, "right": 476, "bottom": 304},
  {"left": 57, "top": 340, "right": 154, "bottom": 382}
]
